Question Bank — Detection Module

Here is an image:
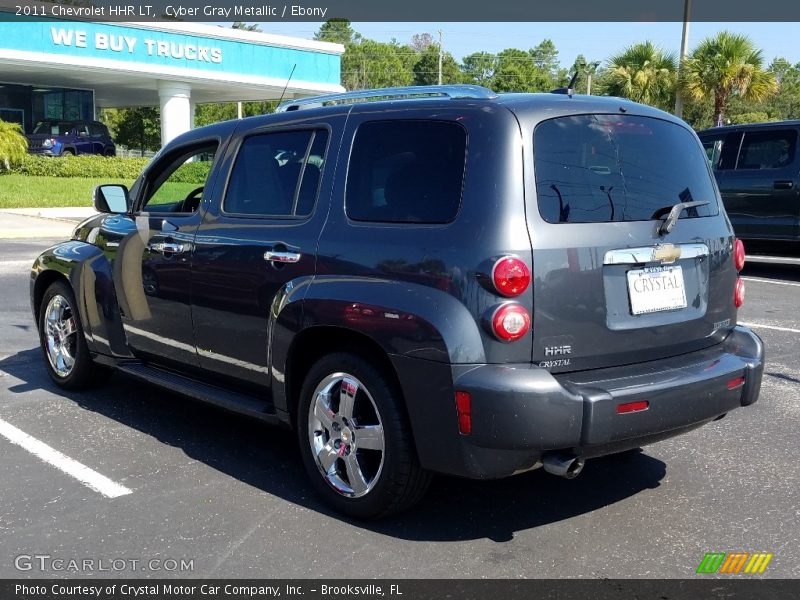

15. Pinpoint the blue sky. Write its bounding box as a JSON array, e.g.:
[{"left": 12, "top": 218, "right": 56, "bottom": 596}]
[{"left": 258, "top": 22, "right": 800, "bottom": 68}]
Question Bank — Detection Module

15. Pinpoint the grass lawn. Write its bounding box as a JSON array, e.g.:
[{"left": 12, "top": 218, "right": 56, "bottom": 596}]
[
  {"left": 0, "top": 175, "right": 204, "bottom": 209},
  {"left": 0, "top": 175, "right": 134, "bottom": 208}
]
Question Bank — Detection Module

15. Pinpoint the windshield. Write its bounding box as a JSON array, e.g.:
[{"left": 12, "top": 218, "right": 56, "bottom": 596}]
[
  {"left": 534, "top": 114, "right": 719, "bottom": 224},
  {"left": 33, "top": 121, "right": 74, "bottom": 136}
]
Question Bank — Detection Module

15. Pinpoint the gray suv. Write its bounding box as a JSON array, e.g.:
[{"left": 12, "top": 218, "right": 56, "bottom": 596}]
[{"left": 31, "top": 86, "right": 764, "bottom": 518}]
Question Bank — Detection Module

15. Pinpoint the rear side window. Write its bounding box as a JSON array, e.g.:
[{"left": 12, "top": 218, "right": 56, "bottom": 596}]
[
  {"left": 346, "top": 120, "right": 466, "bottom": 223},
  {"left": 89, "top": 123, "right": 108, "bottom": 138},
  {"left": 736, "top": 129, "right": 797, "bottom": 170},
  {"left": 224, "top": 129, "right": 328, "bottom": 217},
  {"left": 534, "top": 115, "right": 719, "bottom": 224}
]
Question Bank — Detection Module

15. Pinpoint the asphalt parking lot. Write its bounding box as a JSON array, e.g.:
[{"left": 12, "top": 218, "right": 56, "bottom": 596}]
[{"left": 0, "top": 237, "right": 798, "bottom": 579}]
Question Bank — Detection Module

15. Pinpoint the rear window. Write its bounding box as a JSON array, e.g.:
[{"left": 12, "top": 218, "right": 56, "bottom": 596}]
[
  {"left": 534, "top": 115, "right": 719, "bottom": 224},
  {"left": 345, "top": 120, "right": 466, "bottom": 224}
]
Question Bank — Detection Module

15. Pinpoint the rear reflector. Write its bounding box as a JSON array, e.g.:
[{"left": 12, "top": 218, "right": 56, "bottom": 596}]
[
  {"left": 617, "top": 400, "right": 649, "bottom": 414},
  {"left": 734, "top": 277, "right": 745, "bottom": 308},
  {"left": 727, "top": 376, "right": 746, "bottom": 390},
  {"left": 734, "top": 238, "right": 746, "bottom": 271},
  {"left": 455, "top": 391, "right": 472, "bottom": 435},
  {"left": 491, "top": 303, "right": 531, "bottom": 342}
]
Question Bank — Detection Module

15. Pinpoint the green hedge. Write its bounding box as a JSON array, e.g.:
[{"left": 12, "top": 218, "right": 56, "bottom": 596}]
[
  {"left": 11, "top": 155, "right": 150, "bottom": 178},
  {"left": 5, "top": 154, "right": 213, "bottom": 183}
]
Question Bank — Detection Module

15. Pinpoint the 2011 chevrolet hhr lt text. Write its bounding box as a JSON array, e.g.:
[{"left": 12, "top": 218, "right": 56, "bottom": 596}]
[{"left": 30, "top": 86, "right": 765, "bottom": 518}]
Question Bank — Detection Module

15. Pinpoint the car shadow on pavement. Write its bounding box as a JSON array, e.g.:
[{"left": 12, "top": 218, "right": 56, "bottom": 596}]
[
  {"left": 742, "top": 261, "right": 800, "bottom": 283},
  {"left": 0, "top": 347, "right": 666, "bottom": 543}
]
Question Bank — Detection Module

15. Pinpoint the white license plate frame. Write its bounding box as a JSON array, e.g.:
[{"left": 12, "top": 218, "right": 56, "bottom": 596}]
[{"left": 626, "top": 265, "right": 688, "bottom": 315}]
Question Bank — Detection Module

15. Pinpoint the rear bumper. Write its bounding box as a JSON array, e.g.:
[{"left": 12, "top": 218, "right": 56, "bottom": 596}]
[{"left": 396, "top": 326, "right": 763, "bottom": 479}]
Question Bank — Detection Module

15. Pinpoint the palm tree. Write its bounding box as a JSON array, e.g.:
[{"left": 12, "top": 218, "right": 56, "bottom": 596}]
[
  {"left": 0, "top": 120, "right": 28, "bottom": 171},
  {"left": 680, "top": 31, "right": 778, "bottom": 126},
  {"left": 606, "top": 41, "right": 677, "bottom": 110}
]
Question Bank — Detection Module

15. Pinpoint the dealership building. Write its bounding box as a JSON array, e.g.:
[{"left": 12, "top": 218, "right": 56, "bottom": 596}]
[{"left": 0, "top": 12, "right": 344, "bottom": 144}]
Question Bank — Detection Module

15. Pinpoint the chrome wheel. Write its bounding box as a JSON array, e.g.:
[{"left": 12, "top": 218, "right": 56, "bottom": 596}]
[
  {"left": 43, "top": 294, "right": 78, "bottom": 378},
  {"left": 308, "top": 372, "right": 385, "bottom": 498}
]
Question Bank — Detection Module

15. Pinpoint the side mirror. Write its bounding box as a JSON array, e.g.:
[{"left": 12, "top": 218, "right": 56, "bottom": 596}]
[{"left": 93, "top": 184, "right": 130, "bottom": 214}]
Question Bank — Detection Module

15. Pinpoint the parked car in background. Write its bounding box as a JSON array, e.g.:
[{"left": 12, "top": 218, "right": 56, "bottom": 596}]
[
  {"left": 699, "top": 121, "right": 800, "bottom": 243},
  {"left": 26, "top": 119, "right": 116, "bottom": 157},
  {"left": 30, "top": 86, "right": 763, "bottom": 518}
]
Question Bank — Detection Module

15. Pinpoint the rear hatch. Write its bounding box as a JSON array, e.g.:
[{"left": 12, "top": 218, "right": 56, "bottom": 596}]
[{"left": 525, "top": 113, "right": 737, "bottom": 373}]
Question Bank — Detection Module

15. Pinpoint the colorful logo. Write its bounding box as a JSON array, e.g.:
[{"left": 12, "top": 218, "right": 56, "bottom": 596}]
[{"left": 696, "top": 552, "right": 773, "bottom": 574}]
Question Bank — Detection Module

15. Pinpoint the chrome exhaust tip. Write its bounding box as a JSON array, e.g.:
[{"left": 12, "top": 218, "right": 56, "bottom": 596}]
[{"left": 542, "top": 453, "right": 585, "bottom": 479}]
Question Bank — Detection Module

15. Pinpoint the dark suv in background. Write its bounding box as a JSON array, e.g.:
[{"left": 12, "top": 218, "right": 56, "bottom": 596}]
[
  {"left": 30, "top": 86, "right": 763, "bottom": 518},
  {"left": 699, "top": 121, "right": 800, "bottom": 243},
  {"left": 26, "top": 119, "right": 116, "bottom": 157}
]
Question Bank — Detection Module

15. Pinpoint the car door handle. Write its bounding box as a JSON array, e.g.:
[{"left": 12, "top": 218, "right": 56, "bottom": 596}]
[
  {"left": 773, "top": 180, "right": 794, "bottom": 190},
  {"left": 149, "top": 242, "right": 190, "bottom": 255},
  {"left": 264, "top": 250, "right": 301, "bottom": 264}
]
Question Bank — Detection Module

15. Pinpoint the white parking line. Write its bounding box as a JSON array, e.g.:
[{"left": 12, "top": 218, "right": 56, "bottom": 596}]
[
  {"left": 740, "top": 322, "right": 800, "bottom": 334},
  {"left": 0, "top": 260, "right": 34, "bottom": 272},
  {"left": 741, "top": 277, "right": 800, "bottom": 288},
  {"left": 0, "top": 418, "right": 132, "bottom": 498},
  {"left": 746, "top": 255, "right": 800, "bottom": 264}
]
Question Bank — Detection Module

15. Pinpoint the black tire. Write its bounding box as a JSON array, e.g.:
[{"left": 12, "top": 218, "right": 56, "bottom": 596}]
[
  {"left": 297, "top": 352, "right": 431, "bottom": 519},
  {"left": 61, "top": 149, "right": 75, "bottom": 156},
  {"left": 38, "top": 280, "right": 110, "bottom": 390}
]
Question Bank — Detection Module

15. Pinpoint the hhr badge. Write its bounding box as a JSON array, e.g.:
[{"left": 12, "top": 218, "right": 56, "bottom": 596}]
[{"left": 544, "top": 345, "right": 572, "bottom": 357}]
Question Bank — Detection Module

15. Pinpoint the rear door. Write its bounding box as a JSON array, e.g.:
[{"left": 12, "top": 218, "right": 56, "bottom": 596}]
[
  {"left": 190, "top": 118, "right": 340, "bottom": 391},
  {"left": 73, "top": 123, "right": 93, "bottom": 155},
  {"left": 89, "top": 122, "right": 109, "bottom": 154},
  {"left": 522, "top": 113, "right": 736, "bottom": 373},
  {"left": 720, "top": 127, "right": 800, "bottom": 240}
]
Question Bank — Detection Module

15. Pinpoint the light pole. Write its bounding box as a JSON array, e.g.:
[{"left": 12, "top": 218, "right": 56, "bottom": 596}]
[
  {"left": 674, "top": 0, "right": 691, "bottom": 117},
  {"left": 586, "top": 61, "right": 600, "bottom": 95},
  {"left": 438, "top": 29, "right": 444, "bottom": 85}
]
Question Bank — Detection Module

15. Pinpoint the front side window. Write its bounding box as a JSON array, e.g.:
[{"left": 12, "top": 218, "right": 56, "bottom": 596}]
[
  {"left": 142, "top": 144, "right": 218, "bottom": 213},
  {"left": 534, "top": 115, "right": 719, "bottom": 224},
  {"left": 345, "top": 120, "right": 467, "bottom": 224},
  {"left": 701, "top": 132, "right": 742, "bottom": 171},
  {"left": 736, "top": 130, "right": 797, "bottom": 170},
  {"left": 223, "top": 129, "right": 328, "bottom": 217}
]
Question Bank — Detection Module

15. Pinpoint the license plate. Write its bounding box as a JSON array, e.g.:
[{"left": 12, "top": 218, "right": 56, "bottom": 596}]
[{"left": 626, "top": 266, "right": 687, "bottom": 315}]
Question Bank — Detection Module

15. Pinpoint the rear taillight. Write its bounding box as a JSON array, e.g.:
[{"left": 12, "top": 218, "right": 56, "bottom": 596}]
[
  {"left": 734, "top": 277, "right": 745, "bottom": 308},
  {"left": 491, "top": 303, "right": 531, "bottom": 342},
  {"left": 492, "top": 256, "right": 531, "bottom": 297},
  {"left": 455, "top": 391, "right": 471, "bottom": 435},
  {"left": 734, "top": 238, "right": 746, "bottom": 271}
]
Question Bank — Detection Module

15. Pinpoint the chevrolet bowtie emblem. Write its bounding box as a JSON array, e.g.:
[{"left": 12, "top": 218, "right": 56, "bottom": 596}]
[{"left": 652, "top": 244, "right": 682, "bottom": 264}]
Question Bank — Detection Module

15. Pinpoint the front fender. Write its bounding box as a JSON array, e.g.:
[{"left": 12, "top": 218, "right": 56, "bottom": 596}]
[{"left": 31, "top": 241, "right": 131, "bottom": 358}]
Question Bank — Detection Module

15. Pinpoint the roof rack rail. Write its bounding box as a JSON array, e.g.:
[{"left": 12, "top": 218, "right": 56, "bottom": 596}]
[{"left": 276, "top": 85, "right": 498, "bottom": 112}]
